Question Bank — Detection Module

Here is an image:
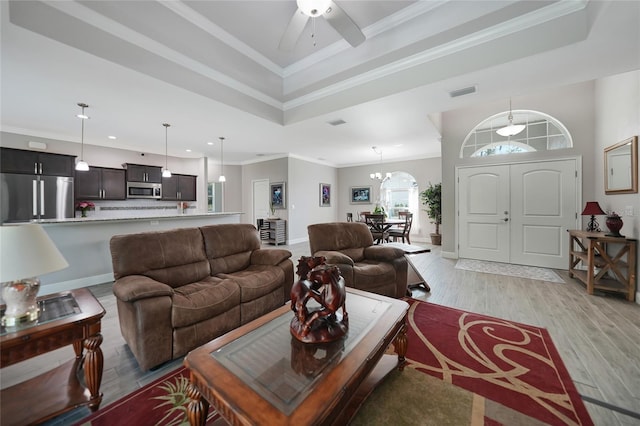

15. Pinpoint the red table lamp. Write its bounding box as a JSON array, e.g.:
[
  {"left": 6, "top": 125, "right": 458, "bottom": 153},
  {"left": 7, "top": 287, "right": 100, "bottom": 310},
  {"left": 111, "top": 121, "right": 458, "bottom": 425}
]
[{"left": 581, "top": 201, "right": 606, "bottom": 232}]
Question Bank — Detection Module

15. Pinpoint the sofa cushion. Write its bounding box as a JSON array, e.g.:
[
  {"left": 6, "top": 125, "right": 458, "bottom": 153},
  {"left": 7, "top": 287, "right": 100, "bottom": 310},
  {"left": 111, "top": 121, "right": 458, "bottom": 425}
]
[
  {"left": 352, "top": 261, "right": 396, "bottom": 291},
  {"left": 172, "top": 277, "right": 240, "bottom": 328},
  {"left": 217, "top": 265, "right": 285, "bottom": 302},
  {"left": 308, "top": 222, "right": 374, "bottom": 257},
  {"left": 201, "top": 224, "right": 261, "bottom": 274},
  {"left": 110, "top": 227, "right": 210, "bottom": 288}
]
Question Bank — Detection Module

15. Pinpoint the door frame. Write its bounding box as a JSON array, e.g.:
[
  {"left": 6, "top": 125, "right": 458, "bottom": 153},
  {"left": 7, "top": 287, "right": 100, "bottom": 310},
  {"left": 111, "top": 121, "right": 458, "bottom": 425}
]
[{"left": 455, "top": 156, "right": 582, "bottom": 265}]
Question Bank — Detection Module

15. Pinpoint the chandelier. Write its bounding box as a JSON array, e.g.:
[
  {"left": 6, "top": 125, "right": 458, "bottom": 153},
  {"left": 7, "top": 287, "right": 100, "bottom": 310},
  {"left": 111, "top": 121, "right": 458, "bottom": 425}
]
[{"left": 369, "top": 146, "right": 391, "bottom": 181}]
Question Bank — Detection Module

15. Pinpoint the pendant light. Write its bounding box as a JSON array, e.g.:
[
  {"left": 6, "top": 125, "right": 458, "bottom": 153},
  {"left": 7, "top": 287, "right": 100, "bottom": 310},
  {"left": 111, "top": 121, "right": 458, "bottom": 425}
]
[
  {"left": 496, "top": 98, "right": 525, "bottom": 137},
  {"left": 162, "top": 123, "right": 171, "bottom": 178},
  {"left": 218, "top": 136, "right": 226, "bottom": 182},
  {"left": 369, "top": 146, "right": 391, "bottom": 181},
  {"left": 75, "top": 103, "right": 90, "bottom": 171}
]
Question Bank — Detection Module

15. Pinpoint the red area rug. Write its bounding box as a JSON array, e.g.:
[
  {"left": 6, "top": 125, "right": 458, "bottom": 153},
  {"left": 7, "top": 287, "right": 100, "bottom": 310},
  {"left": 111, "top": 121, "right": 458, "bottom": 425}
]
[
  {"left": 76, "top": 299, "right": 592, "bottom": 425},
  {"left": 405, "top": 299, "right": 592, "bottom": 425}
]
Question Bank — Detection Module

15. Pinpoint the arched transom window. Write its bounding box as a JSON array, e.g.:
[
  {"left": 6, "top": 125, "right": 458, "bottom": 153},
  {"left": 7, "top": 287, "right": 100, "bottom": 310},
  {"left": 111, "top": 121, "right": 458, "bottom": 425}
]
[{"left": 460, "top": 110, "right": 572, "bottom": 158}]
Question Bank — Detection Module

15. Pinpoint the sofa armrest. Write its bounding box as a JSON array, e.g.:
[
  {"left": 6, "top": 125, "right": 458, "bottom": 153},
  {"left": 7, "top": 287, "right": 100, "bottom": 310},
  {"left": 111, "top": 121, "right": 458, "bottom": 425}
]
[
  {"left": 251, "top": 248, "right": 292, "bottom": 266},
  {"left": 314, "top": 250, "right": 354, "bottom": 266},
  {"left": 112, "top": 275, "right": 174, "bottom": 303},
  {"left": 363, "top": 246, "right": 405, "bottom": 262}
]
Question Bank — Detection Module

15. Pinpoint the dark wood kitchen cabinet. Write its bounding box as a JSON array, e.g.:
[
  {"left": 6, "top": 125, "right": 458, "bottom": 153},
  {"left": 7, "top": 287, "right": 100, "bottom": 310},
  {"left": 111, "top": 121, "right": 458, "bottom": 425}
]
[
  {"left": 162, "top": 174, "right": 196, "bottom": 201},
  {"left": 75, "top": 166, "right": 126, "bottom": 200},
  {"left": 1, "top": 147, "right": 75, "bottom": 176},
  {"left": 125, "top": 163, "right": 162, "bottom": 183}
]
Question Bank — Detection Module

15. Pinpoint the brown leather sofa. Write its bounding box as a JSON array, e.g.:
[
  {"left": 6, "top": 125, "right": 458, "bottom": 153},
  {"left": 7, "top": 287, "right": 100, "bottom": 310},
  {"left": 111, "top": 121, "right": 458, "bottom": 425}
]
[
  {"left": 307, "top": 222, "right": 408, "bottom": 298},
  {"left": 110, "top": 223, "right": 293, "bottom": 370}
]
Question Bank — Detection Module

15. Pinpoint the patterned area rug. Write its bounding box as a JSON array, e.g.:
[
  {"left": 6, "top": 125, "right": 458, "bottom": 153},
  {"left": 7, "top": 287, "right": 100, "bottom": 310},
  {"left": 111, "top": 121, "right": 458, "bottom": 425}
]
[
  {"left": 455, "top": 259, "right": 565, "bottom": 283},
  {"left": 76, "top": 300, "right": 590, "bottom": 426}
]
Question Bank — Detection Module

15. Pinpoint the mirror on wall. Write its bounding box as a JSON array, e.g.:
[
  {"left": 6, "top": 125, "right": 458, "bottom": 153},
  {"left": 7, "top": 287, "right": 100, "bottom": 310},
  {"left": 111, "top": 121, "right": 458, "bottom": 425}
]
[{"left": 604, "top": 136, "right": 638, "bottom": 194}]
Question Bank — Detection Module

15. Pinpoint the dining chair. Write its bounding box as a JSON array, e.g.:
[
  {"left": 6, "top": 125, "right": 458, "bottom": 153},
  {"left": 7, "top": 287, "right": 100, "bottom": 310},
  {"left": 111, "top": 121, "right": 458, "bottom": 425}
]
[
  {"left": 364, "top": 213, "right": 389, "bottom": 244},
  {"left": 358, "top": 211, "right": 370, "bottom": 222},
  {"left": 389, "top": 212, "right": 413, "bottom": 244}
]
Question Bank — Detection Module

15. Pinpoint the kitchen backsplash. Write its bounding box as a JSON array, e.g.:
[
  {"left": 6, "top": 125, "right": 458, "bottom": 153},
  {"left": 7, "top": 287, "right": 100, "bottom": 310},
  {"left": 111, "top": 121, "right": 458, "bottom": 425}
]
[{"left": 77, "top": 199, "right": 198, "bottom": 219}]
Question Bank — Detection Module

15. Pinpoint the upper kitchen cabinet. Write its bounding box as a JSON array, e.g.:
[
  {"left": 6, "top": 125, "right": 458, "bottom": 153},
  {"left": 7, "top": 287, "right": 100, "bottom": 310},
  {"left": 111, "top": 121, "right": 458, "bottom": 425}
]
[
  {"left": 125, "top": 163, "right": 162, "bottom": 183},
  {"left": 1, "top": 147, "right": 75, "bottom": 176},
  {"left": 162, "top": 174, "right": 196, "bottom": 201},
  {"left": 75, "top": 166, "right": 126, "bottom": 200}
]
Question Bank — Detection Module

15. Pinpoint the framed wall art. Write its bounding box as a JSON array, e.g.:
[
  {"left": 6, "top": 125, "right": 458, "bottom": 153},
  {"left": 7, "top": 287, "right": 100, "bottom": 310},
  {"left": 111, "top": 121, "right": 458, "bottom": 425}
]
[
  {"left": 350, "top": 186, "right": 372, "bottom": 204},
  {"left": 319, "top": 183, "right": 331, "bottom": 207},
  {"left": 270, "top": 182, "right": 285, "bottom": 209}
]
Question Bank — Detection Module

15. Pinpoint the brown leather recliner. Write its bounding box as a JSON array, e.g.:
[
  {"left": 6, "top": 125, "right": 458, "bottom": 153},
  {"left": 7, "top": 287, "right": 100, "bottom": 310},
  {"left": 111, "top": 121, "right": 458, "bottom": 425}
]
[
  {"left": 307, "top": 222, "right": 408, "bottom": 298},
  {"left": 110, "top": 224, "right": 293, "bottom": 370}
]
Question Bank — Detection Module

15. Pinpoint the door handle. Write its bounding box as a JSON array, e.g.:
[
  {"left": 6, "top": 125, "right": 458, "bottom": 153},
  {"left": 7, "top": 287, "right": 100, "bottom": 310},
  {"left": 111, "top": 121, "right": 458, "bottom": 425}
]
[
  {"left": 33, "top": 180, "right": 38, "bottom": 216},
  {"left": 503, "top": 218, "right": 509, "bottom": 222},
  {"left": 40, "top": 180, "right": 45, "bottom": 215}
]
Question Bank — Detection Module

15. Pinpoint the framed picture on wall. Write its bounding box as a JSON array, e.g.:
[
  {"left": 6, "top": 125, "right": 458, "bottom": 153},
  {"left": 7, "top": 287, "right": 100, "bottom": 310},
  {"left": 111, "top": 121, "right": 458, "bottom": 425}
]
[
  {"left": 270, "top": 182, "right": 285, "bottom": 209},
  {"left": 350, "top": 186, "right": 371, "bottom": 204},
  {"left": 319, "top": 183, "right": 331, "bottom": 207}
]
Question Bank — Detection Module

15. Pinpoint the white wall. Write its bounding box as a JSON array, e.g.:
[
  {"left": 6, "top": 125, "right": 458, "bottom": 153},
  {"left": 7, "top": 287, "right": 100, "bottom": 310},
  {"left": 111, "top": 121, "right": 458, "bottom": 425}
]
[
  {"left": 440, "top": 80, "right": 597, "bottom": 255},
  {"left": 337, "top": 157, "right": 442, "bottom": 242},
  {"left": 594, "top": 70, "right": 640, "bottom": 301}
]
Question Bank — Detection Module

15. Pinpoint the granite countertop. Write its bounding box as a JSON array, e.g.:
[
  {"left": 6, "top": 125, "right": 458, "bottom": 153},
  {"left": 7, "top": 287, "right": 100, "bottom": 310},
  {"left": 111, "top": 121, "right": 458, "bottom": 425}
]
[{"left": 17, "top": 212, "right": 243, "bottom": 225}]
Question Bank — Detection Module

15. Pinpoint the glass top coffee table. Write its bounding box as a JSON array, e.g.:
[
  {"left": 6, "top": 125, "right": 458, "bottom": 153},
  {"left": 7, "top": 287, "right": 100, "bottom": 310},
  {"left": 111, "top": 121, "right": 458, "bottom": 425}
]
[
  {"left": 1, "top": 288, "right": 105, "bottom": 426},
  {"left": 184, "top": 288, "right": 409, "bottom": 425}
]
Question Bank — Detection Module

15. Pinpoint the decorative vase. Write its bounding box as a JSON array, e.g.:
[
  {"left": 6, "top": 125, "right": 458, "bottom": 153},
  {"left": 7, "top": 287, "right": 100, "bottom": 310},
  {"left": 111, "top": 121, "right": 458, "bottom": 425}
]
[
  {"left": 605, "top": 213, "right": 624, "bottom": 237},
  {"left": 81, "top": 209, "right": 88, "bottom": 217},
  {"left": 1, "top": 278, "right": 40, "bottom": 327}
]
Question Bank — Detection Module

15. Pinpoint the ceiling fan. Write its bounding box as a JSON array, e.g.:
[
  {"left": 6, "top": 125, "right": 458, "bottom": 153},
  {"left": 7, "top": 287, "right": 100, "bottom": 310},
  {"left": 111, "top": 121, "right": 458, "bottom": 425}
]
[{"left": 279, "top": 0, "right": 366, "bottom": 50}]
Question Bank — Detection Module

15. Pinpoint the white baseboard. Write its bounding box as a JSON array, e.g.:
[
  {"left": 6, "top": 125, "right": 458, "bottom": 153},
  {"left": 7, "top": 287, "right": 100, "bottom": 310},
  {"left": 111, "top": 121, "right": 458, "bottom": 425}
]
[{"left": 441, "top": 250, "right": 457, "bottom": 259}]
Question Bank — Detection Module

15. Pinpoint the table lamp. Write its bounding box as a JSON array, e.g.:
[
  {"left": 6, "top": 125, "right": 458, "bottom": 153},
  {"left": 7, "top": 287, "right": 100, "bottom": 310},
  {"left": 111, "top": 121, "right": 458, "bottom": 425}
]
[
  {"left": 581, "top": 201, "right": 606, "bottom": 232},
  {"left": 0, "top": 224, "right": 68, "bottom": 327}
]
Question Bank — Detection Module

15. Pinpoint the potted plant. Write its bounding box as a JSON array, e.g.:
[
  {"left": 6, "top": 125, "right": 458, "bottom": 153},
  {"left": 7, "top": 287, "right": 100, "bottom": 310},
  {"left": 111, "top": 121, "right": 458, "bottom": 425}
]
[{"left": 420, "top": 182, "right": 442, "bottom": 245}]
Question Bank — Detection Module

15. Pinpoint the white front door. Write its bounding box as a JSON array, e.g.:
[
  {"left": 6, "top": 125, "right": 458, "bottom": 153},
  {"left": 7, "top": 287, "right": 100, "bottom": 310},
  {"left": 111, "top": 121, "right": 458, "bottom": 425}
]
[
  {"left": 458, "top": 165, "right": 510, "bottom": 262},
  {"left": 252, "top": 179, "right": 270, "bottom": 227},
  {"left": 458, "top": 159, "right": 579, "bottom": 269}
]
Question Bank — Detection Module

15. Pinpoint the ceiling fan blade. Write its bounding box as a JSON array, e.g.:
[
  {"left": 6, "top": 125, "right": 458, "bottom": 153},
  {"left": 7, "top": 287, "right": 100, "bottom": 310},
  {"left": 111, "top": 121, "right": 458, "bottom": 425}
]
[
  {"left": 324, "top": 1, "right": 365, "bottom": 47},
  {"left": 278, "top": 8, "right": 309, "bottom": 51}
]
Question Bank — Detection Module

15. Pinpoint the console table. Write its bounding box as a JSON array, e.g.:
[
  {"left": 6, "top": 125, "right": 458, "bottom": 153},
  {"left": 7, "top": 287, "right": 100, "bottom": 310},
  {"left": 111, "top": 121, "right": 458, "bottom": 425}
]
[
  {"left": 568, "top": 230, "right": 637, "bottom": 301},
  {"left": 0, "top": 288, "right": 105, "bottom": 425}
]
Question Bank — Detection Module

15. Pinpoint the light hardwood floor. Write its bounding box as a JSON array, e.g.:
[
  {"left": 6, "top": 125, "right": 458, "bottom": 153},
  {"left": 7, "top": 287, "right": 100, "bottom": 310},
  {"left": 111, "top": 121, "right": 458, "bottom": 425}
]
[{"left": 2, "top": 241, "right": 639, "bottom": 425}]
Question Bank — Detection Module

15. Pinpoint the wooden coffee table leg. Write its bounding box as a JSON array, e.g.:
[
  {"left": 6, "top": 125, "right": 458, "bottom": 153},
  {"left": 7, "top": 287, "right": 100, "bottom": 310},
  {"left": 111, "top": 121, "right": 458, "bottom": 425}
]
[
  {"left": 83, "top": 333, "right": 104, "bottom": 411},
  {"left": 186, "top": 383, "right": 209, "bottom": 426},
  {"left": 393, "top": 320, "right": 408, "bottom": 371}
]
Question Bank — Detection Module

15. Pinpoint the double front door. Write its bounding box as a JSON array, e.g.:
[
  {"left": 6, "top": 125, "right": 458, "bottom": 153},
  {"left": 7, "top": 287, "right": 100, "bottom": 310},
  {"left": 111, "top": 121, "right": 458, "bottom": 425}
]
[{"left": 458, "top": 159, "right": 579, "bottom": 269}]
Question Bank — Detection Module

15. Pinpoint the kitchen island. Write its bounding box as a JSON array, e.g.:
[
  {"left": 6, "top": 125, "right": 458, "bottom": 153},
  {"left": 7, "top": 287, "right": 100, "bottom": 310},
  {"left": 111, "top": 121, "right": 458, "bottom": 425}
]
[{"left": 27, "top": 213, "right": 243, "bottom": 295}]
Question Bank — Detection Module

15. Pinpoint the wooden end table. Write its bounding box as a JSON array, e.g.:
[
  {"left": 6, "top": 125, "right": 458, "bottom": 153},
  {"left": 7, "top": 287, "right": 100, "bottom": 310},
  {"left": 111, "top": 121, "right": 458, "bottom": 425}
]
[
  {"left": 184, "top": 288, "right": 408, "bottom": 425},
  {"left": 1, "top": 288, "right": 106, "bottom": 425}
]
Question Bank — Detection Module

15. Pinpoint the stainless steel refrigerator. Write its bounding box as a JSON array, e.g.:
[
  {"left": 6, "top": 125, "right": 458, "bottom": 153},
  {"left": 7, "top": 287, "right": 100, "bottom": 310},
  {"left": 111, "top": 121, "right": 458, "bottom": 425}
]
[{"left": 1, "top": 173, "right": 74, "bottom": 223}]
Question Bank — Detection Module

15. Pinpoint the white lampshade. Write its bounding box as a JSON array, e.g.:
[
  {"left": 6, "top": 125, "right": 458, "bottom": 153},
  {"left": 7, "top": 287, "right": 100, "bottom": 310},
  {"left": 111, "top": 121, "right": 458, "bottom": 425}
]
[
  {"left": 218, "top": 175, "right": 226, "bottom": 182},
  {"left": 297, "top": 0, "right": 331, "bottom": 16},
  {"left": 75, "top": 160, "right": 90, "bottom": 171},
  {"left": 0, "top": 224, "right": 68, "bottom": 283},
  {"left": 162, "top": 168, "right": 172, "bottom": 178},
  {"left": 496, "top": 123, "right": 526, "bottom": 137}
]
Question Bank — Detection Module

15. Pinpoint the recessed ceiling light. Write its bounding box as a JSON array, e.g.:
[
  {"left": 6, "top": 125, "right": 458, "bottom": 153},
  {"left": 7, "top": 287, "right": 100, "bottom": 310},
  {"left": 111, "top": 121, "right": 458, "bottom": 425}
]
[
  {"left": 185, "top": 149, "right": 192, "bottom": 152},
  {"left": 207, "top": 141, "right": 214, "bottom": 145},
  {"left": 108, "top": 135, "right": 117, "bottom": 140}
]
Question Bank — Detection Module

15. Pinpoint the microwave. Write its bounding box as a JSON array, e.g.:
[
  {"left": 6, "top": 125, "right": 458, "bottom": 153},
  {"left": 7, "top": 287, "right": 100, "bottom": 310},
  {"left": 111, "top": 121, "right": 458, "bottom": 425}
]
[{"left": 127, "top": 182, "right": 162, "bottom": 199}]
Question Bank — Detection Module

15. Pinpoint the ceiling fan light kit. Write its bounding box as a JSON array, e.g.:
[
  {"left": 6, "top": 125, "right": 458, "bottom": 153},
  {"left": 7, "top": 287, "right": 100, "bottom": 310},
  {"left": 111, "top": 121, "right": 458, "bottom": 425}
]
[
  {"left": 297, "top": 0, "right": 331, "bottom": 17},
  {"left": 279, "top": 0, "right": 365, "bottom": 50}
]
